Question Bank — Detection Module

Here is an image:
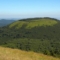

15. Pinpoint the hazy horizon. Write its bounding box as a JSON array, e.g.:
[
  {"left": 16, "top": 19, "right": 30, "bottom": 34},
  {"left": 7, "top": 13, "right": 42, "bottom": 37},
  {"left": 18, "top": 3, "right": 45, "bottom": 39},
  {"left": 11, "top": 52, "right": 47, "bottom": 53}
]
[{"left": 0, "top": 0, "right": 60, "bottom": 19}]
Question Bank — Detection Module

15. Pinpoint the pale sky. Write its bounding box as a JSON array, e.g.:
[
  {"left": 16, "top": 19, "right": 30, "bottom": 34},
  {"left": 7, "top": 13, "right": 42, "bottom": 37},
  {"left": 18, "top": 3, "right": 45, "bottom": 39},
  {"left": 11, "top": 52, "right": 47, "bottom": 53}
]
[{"left": 0, "top": 0, "right": 60, "bottom": 19}]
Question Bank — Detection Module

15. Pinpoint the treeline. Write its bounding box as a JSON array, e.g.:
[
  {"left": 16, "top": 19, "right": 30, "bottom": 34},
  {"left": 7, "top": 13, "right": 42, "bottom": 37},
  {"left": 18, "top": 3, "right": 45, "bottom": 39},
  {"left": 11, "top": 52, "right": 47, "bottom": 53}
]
[{"left": 19, "top": 17, "right": 59, "bottom": 21}]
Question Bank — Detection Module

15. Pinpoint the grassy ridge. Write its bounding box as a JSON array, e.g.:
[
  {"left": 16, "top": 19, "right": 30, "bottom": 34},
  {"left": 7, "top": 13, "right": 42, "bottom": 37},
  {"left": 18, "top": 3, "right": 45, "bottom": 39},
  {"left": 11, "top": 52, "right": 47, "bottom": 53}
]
[
  {"left": 9, "top": 19, "right": 58, "bottom": 29},
  {"left": 0, "top": 46, "right": 60, "bottom": 60}
]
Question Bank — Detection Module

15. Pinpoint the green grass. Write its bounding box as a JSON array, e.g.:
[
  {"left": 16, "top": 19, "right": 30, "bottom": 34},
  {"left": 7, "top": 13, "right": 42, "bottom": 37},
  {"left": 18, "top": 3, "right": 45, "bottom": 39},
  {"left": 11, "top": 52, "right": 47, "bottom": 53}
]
[
  {"left": 9, "top": 19, "right": 58, "bottom": 29},
  {"left": 0, "top": 46, "right": 60, "bottom": 60},
  {"left": 9, "top": 21, "right": 27, "bottom": 29}
]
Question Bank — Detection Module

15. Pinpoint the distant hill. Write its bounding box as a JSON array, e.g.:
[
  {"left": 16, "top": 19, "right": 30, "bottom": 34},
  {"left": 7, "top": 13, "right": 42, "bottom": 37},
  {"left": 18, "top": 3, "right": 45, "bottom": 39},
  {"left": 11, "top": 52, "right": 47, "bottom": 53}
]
[
  {"left": 0, "top": 46, "right": 60, "bottom": 60},
  {"left": 0, "top": 19, "right": 15, "bottom": 27},
  {"left": 0, "top": 17, "right": 60, "bottom": 58}
]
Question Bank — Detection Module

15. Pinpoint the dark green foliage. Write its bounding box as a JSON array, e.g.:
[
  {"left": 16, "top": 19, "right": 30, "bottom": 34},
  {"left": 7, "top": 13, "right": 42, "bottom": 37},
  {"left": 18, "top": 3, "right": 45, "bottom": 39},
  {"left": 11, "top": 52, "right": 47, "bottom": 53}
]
[
  {"left": 0, "top": 18, "right": 60, "bottom": 57},
  {"left": 19, "top": 17, "right": 59, "bottom": 21}
]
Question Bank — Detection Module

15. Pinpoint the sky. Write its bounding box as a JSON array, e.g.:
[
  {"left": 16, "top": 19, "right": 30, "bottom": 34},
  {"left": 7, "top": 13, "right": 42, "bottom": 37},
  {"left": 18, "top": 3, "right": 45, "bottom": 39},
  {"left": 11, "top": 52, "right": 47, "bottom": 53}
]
[{"left": 0, "top": 0, "right": 60, "bottom": 19}]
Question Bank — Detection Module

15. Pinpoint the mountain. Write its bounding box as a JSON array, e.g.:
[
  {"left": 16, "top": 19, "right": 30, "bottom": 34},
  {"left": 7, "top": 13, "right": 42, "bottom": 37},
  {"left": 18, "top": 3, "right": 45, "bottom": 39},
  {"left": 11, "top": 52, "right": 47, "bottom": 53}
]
[
  {"left": 0, "top": 46, "right": 60, "bottom": 60},
  {"left": 0, "top": 17, "right": 60, "bottom": 58},
  {"left": 0, "top": 19, "right": 15, "bottom": 27}
]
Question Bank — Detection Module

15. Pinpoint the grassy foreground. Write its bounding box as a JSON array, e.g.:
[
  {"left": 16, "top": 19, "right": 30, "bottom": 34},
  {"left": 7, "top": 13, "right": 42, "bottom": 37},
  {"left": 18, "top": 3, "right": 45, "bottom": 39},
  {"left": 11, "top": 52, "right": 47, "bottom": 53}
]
[{"left": 0, "top": 47, "right": 60, "bottom": 60}]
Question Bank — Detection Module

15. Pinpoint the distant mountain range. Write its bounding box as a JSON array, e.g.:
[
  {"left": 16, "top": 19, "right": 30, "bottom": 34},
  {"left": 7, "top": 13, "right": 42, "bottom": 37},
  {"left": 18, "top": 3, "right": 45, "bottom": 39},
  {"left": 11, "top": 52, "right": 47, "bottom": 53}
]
[{"left": 0, "top": 19, "right": 15, "bottom": 27}]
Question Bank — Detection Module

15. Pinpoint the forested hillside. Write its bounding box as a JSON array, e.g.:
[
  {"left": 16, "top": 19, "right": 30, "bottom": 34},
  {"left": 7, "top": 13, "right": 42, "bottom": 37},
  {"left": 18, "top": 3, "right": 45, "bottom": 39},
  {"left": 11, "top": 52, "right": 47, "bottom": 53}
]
[{"left": 0, "top": 17, "right": 60, "bottom": 57}]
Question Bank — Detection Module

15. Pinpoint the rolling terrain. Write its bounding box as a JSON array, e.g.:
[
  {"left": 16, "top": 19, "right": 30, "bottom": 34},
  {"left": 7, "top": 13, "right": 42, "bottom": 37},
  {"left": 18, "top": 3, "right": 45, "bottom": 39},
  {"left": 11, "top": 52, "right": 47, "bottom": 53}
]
[{"left": 0, "top": 17, "right": 60, "bottom": 58}]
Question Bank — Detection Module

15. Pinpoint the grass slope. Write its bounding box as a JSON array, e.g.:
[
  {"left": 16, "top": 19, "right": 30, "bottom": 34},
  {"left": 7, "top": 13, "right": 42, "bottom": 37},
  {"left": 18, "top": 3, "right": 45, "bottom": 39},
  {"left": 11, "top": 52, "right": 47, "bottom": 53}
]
[
  {"left": 9, "top": 18, "right": 58, "bottom": 29},
  {"left": 0, "top": 46, "right": 60, "bottom": 60}
]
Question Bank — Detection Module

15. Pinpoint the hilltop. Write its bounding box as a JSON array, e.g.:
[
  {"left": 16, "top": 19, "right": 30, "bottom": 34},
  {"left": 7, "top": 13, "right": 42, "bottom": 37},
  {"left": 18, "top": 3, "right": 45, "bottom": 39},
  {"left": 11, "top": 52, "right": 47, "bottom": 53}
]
[
  {"left": 0, "top": 46, "right": 60, "bottom": 60},
  {"left": 9, "top": 17, "right": 58, "bottom": 29}
]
